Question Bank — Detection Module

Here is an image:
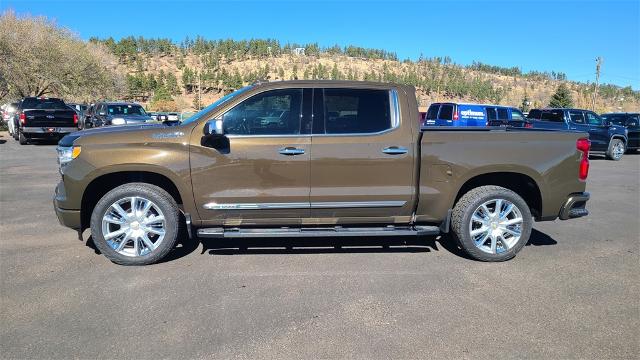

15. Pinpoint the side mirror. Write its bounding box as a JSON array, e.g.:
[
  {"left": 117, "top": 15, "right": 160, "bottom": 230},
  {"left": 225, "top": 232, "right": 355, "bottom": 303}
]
[
  {"left": 203, "top": 119, "right": 223, "bottom": 135},
  {"left": 201, "top": 119, "right": 229, "bottom": 153}
]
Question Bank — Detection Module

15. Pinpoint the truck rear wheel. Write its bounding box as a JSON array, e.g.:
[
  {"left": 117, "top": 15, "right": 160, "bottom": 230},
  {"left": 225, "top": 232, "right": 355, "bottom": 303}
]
[
  {"left": 451, "top": 186, "right": 532, "bottom": 262},
  {"left": 606, "top": 138, "right": 625, "bottom": 160},
  {"left": 18, "top": 130, "right": 28, "bottom": 145},
  {"left": 90, "top": 183, "right": 180, "bottom": 265}
]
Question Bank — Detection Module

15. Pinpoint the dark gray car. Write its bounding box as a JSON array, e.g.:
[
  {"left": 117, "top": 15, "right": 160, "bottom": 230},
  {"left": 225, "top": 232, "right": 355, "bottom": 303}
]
[{"left": 91, "top": 102, "right": 154, "bottom": 127}]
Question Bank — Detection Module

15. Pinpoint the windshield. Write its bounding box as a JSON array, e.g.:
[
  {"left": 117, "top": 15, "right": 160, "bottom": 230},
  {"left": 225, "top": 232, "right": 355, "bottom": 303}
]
[
  {"left": 107, "top": 104, "right": 146, "bottom": 116},
  {"left": 181, "top": 85, "right": 254, "bottom": 125}
]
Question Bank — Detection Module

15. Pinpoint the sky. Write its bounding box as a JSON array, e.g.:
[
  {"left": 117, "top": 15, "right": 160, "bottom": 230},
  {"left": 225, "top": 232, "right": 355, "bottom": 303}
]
[{"left": 2, "top": 0, "right": 639, "bottom": 88}]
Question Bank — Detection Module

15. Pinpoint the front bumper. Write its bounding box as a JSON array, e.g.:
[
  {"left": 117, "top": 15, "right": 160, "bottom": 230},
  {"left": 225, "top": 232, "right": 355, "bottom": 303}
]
[
  {"left": 53, "top": 181, "right": 81, "bottom": 230},
  {"left": 559, "top": 192, "right": 590, "bottom": 220}
]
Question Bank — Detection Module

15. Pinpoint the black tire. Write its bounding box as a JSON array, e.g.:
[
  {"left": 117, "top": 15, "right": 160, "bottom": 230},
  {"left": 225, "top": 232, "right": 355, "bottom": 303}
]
[
  {"left": 90, "top": 183, "right": 180, "bottom": 265},
  {"left": 605, "top": 138, "right": 625, "bottom": 160},
  {"left": 450, "top": 185, "right": 533, "bottom": 262},
  {"left": 18, "top": 130, "right": 28, "bottom": 145},
  {"left": 12, "top": 123, "right": 19, "bottom": 140}
]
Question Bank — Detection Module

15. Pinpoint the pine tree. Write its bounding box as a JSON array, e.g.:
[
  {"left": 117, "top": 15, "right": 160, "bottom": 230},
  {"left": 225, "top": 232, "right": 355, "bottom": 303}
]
[
  {"left": 548, "top": 83, "right": 574, "bottom": 108},
  {"left": 292, "top": 64, "right": 298, "bottom": 80}
]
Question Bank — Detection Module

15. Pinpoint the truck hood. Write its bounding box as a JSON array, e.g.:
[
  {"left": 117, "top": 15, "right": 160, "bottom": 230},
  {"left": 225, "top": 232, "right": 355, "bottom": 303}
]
[{"left": 58, "top": 123, "right": 166, "bottom": 146}]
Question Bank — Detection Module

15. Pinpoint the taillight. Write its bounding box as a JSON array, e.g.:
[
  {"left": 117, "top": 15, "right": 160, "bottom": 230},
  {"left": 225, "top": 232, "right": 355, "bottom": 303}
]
[
  {"left": 453, "top": 111, "right": 459, "bottom": 121},
  {"left": 73, "top": 113, "right": 78, "bottom": 125},
  {"left": 524, "top": 123, "right": 533, "bottom": 128},
  {"left": 577, "top": 138, "right": 590, "bottom": 181},
  {"left": 19, "top": 113, "right": 26, "bottom": 125}
]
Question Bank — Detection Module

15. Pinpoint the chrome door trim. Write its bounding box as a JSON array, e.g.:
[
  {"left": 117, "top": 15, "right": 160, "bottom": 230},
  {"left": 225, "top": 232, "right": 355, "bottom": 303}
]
[
  {"left": 204, "top": 202, "right": 310, "bottom": 210},
  {"left": 204, "top": 201, "right": 406, "bottom": 210},
  {"left": 310, "top": 201, "right": 406, "bottom": 208}
]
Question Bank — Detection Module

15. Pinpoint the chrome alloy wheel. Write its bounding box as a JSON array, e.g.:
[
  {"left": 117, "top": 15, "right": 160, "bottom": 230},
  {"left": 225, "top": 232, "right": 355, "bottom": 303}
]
[
  {"left": 613, "top": 141, "right": 625, "bottom": 159},
  {"left": 101, "top": 196, "right": 166, "bottom": 257},
  {"left": 469, "top": 198, "right": 523, "bottom": 254}
]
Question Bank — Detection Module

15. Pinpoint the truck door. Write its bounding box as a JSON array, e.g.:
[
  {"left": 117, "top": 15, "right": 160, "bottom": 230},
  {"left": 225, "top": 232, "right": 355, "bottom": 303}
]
[
  {"left": 190, "top": 88, "right": 311, "bottom": 226},
  {"left": 308, "top": 87, "right": 416, "bottom": 224},
  {"left": 584, "top": 111, "right": 609, "bottom": 151}
]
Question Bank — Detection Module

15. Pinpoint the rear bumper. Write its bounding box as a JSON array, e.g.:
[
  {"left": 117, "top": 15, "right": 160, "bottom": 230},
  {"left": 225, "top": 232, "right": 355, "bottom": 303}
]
[
  {"left": 559, "top": 192, "right": 590, "bottom": 220},
  {"left": 53, "top": 182, "right": 81, "bottom": 230},
  {"left": 22, "top": 127, "right": 77, "bottom": 135}
]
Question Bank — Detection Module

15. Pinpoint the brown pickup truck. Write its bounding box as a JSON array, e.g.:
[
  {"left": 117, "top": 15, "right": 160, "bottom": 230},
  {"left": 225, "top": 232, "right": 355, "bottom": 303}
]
[{"left": 54, "top": 81, "right": 591, "bottom": 265}]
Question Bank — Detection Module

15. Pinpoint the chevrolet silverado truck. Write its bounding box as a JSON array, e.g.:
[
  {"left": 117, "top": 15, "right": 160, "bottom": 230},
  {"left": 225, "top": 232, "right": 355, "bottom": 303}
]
[
  {"left": 54, "top": 81, "right": 591, "bottom": 265},
  {"left": 15, "top": 97, "right": 78, "bottom": 144}
]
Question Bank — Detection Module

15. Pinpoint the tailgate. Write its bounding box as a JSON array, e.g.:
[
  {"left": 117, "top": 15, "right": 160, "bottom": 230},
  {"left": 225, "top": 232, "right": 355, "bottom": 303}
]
[{"left": 24, "top": 109, "right": 76, "bottom": 127}]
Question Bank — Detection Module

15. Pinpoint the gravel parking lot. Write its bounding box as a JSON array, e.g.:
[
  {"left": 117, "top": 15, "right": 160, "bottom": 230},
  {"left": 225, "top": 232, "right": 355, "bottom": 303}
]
[{"left": 1, "top": 131, "right": 639, "bottom": 359}]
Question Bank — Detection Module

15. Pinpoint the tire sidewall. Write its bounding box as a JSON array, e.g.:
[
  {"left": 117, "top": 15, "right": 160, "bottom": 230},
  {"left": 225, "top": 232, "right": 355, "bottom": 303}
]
[
  {"left": 456, "top": 188, "right": 533, "bottom": 262},
  {"left": 90, "top": 183, "right": 180, "bottom": 265},
  {"left": 607, "top": 139, "right": 624, "bottom": 161}
]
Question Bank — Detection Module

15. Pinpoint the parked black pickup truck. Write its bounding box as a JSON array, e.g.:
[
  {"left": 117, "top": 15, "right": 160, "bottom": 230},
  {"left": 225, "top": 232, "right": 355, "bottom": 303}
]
[
  {"left": 15, "top": 97, "right": 78, "bottom": 145},
  {"left": 528, "top": 108, "right": 628, "bottom": 160}
]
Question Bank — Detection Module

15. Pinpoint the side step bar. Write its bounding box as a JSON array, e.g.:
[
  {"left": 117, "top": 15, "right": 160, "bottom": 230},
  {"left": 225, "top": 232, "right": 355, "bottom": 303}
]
[{"left": 197, "top": 225, "right": 440, "bottom": 238}]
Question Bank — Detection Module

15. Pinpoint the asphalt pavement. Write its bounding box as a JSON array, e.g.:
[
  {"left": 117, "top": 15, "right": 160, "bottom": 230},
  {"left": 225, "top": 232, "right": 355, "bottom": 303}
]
[{"left": 1, "top": 131, "right": 638, "bottom": 359}]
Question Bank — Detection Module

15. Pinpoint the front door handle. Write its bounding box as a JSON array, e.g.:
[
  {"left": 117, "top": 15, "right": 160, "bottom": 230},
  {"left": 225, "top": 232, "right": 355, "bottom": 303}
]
[
  {"left": 279, "top": 147, "right": 305, "bottom": 156},
  {"left": 382, "top": 146, "right": 408, "bottom": 155}
]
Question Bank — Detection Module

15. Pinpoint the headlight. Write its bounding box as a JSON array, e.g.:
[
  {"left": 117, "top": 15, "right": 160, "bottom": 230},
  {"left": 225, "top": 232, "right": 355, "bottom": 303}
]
[
  {"left": 57, "top": 146, "right": 81, "bottom": 166},
  {"left": 111, "top": 117, "right": 125, "bottom": 125}
]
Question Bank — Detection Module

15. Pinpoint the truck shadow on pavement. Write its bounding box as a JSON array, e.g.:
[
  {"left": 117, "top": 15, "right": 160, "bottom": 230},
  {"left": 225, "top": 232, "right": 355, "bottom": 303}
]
[{"left": 84, "top": 229, "right": 556, "bottom": 262}]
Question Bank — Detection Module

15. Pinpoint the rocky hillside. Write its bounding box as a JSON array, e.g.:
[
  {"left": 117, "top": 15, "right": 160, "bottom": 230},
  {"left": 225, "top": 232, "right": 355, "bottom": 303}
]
[{"left": 95, "top": 37, "right": 639, "bottom": 113}]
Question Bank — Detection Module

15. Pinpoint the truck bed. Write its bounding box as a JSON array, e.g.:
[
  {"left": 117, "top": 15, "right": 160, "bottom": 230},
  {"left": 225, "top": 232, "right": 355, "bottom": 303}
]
[{"left": 416, "top": 127, "right": 588, "bottom": 223}]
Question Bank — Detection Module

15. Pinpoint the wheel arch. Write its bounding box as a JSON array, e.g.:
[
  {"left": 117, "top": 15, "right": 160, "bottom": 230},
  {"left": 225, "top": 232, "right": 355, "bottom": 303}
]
[
  {"left": 80, "top": 170, "right": 185, "bottom": 231},
  {"left": 454, "top": 172, "right": 543, "bottom": 219}
]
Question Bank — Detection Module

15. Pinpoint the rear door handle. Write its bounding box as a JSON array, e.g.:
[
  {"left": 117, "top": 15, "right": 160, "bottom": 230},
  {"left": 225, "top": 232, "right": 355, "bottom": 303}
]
[
  {"left": 382, "top": 146, "right": 408, "bottom": 155},
  {"left": 278, "top": 147, "right": 305, "bottom": 156}
]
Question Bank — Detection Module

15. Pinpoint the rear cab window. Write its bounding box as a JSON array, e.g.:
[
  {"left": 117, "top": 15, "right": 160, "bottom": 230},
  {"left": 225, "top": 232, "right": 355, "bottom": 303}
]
[
  {"left": 21, "top": 98, "right": 68, "bottom": 110},
  {"left": 541, "top": 110, "right": 565, "bottom": 122}
]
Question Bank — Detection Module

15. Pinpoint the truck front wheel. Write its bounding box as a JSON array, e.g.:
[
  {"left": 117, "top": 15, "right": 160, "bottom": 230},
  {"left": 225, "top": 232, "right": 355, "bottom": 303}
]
[
  {"left": 89, "top": 183, "right": 180, "bottom": 265},
  {"left": 606, "top": 138, "right": 625, "bottom": 160},
  {"left": 451, "top": 186, "right": 533, "bottom": 262}
]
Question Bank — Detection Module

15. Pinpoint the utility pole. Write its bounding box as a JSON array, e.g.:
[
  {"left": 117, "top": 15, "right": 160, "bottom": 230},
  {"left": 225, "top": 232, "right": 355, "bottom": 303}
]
[
  {"left": 592, "top": 57, "right": 602, "bottom": 111},
  {"left": 197, "top": 70, "right": 202, "bottom": 110}
]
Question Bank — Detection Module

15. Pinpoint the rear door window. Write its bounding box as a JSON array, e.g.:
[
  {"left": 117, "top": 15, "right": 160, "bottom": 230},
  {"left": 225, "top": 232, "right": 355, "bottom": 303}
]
[
  {"left": 585, "top": 112, "right": 603, "bottom": 126},
  {"left": 569, "top": 110, "right": 585, "bottom": 124},
  {"left": 438, "top": 105, "right": 454, "bottom": 120},
  {"left": 497, "top": 108, "right": 508, "bottom": 120},
  {"left": 426, "top": 104, "right": 440, "bottom": 120},
  {"left": 322, "top": 88, "right": 391, "bottom": 134}
]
